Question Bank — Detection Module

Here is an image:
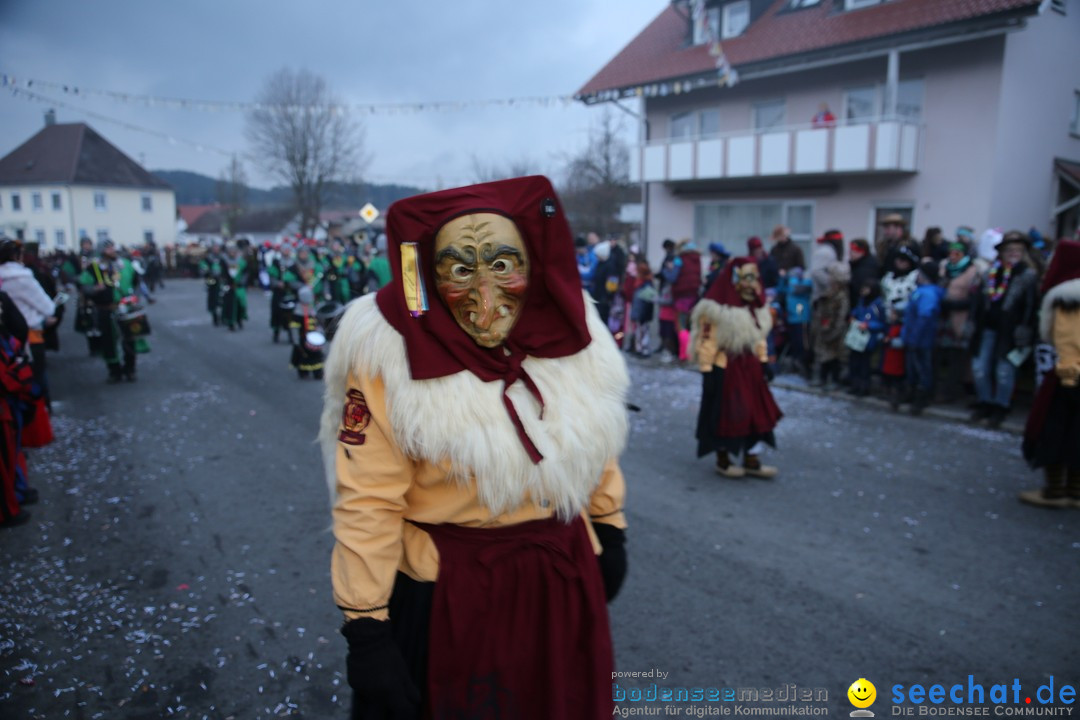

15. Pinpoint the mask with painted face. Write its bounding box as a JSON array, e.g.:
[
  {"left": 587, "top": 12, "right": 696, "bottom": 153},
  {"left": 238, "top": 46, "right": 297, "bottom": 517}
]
[
  {"left": 733, "top": 262, "right": 761, "bottom": 305},
  {"left": 433, "top": 213, "right": 529, "bottom": 348}
]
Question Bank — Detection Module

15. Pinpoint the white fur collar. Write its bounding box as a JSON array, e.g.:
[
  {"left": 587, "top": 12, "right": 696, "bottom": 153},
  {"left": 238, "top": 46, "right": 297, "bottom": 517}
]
[
  {"left": 1039, "top": 278, "right": 1080, "bottom": 342},
  {"left": 320, "top": 293, "right": 629, "bottom": 519},
  {"left": 689, "top": 298, "right": 772, "bottom": 355}
]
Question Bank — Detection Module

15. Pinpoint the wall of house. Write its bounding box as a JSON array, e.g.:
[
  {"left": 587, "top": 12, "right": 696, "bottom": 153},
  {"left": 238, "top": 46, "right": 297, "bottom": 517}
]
[
  {"left": 641, "top": 34, "right": 1011, "bottom": 260},
  {"left": 0, "top": 184, "right": 78, "bottom": 251},
  {"left": 68, "top": 186, "right": 176, "bottom": 248},
  {"left": 988, "top": 3, "right": 1080, "bottom": 236}
]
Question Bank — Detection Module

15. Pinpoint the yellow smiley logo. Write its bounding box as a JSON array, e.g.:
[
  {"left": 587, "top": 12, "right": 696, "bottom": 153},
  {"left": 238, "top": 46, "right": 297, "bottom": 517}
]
[{"left": 848, "top": 678, "right": 877, "bottom": 709}]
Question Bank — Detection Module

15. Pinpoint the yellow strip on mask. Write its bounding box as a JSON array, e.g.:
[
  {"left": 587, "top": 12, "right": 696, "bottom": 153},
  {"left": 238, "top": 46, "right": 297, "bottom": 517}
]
[{"left": 400, "top": 242, "right": 428, "bottom": 317}]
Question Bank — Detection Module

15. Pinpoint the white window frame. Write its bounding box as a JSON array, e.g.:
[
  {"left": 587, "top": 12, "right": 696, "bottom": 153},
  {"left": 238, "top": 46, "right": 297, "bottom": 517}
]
[
  {"left": 93, "top": 191, "right": 107, "bottom": 212},
  {"left": 51, "top": 192, "right": 62, "bottom": 211},
  {"left": 693, "top": 6, "right": 721, "bottom": 45},
  {"left": 96, "top": 228, "right": 109, "bottom": 243},
  {"left": 143, "top": 230, "right": 155, "bottom": 244},
  {"left": 79, "top": 228, "right": 89, "bottom": 240},
  {"left": 722, "top": 0, "right": 751, "bottom": 39},
  {"left": 11, "top": 193, "right": 21, "bottom": 212},
  {"left": 693, "top": 199, "right": 815, "bottom": 256},
  {"left": 700, "top": 108, "right": 722, "bottom": 138},
  {"left": 34, "top": 229, "right": 45, "bottom": 244},
  {"left": 885, "top": 78, "right": 924, "bottom": 122},
  {"left": 670, "top": 111, "right": 697, "bottom": 140},
  {"left": 752, "top": 98, "right": 786, "bottom": 132},
  {"left": 31, "top": 192, "right": 43, "bottom": 212},
  {"left": 55, "top": 229, "right": 66, "bottom": 248},
  {"left": 141, "top": 193, "right": 153, "bottom": 212},
  {"left": 844, "top": 85, "right": 879, "bottom": 125}
]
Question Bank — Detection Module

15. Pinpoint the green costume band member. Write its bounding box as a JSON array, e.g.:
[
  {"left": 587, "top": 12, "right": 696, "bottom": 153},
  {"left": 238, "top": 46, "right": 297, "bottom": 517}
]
[
  {"left": 199, "top": 247, "right": 225, "bottom": 326},
  {"left": 77, "top": 239, "right": 141, "bottom": 382},
  {"left": 221, "top": 245, "right": 249, "bottom": 331}
]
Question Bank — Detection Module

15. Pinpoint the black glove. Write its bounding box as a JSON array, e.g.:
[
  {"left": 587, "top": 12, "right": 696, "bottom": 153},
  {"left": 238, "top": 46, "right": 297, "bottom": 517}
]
[
  {"left": 762, "top": 363, "right": 775, "bottom": 383},
  {"left": 592, "top": 522, "right": 627, "bottom": 602},
  {"left": 342, "top": 618, "right": 421, "bottom": 720}
]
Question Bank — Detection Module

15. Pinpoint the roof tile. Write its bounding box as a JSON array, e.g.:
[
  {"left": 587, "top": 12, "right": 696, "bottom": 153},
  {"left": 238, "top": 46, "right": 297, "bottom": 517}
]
[{"left": 578, "top": 0, "right": 1041, "bottom": 97}]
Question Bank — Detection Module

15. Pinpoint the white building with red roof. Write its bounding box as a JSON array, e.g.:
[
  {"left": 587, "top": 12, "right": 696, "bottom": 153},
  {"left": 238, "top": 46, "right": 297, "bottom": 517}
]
[{"left": 578, "top": 0, "right": 1080, "bottom": 260}]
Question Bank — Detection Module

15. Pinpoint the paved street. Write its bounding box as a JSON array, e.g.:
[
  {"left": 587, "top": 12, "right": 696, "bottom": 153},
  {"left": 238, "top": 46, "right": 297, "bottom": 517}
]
[{"left": 2, "top": 279, "right": 1077, "bottom": 719}]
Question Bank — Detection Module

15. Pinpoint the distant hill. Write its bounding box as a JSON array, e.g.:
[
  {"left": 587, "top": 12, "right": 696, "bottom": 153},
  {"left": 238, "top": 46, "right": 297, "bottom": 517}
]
[{"left": 153, "top": 170, "right": 424, "bottom": 212}]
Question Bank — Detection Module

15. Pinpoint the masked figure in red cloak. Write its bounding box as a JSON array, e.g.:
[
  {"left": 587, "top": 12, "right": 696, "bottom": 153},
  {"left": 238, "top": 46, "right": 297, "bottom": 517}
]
[
  {"left": 321, "top": 176, "right": 630, "bottom": 719},
  {"left": 691, "top": 256, "right": 783, "bottom": 478}
]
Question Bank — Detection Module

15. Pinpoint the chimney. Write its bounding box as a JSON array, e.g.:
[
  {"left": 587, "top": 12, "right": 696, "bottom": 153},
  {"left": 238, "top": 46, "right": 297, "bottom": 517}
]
[{"left": 44, "top": 109, "right": 56, "bottom": 126}]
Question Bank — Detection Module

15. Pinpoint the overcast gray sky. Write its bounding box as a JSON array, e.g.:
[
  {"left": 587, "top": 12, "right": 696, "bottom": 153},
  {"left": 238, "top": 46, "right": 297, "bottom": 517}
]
[{"left": 0, "top": 0, "right": 662, "bottom": 193}]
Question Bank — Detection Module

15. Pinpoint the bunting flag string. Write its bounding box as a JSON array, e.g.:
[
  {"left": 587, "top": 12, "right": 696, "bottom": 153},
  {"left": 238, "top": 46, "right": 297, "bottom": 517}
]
[
  {"left": 0, "top": 72, "right": 576, "bottom": 115},
  {"left": 1, "top": 84, "right": 481, "bottom": 187},
  {"left": 689, "top": 0, "right": 739, "bottom": 88}
]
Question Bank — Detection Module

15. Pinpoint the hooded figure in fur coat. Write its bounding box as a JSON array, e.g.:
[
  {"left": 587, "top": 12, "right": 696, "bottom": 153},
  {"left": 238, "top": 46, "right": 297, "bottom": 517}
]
[
  {"left": 691, "top": 256, "right": 783, "bottom": 478},
  {"left": 1020, "top": 240, "right": 1080, "bottom": 508},
  {"left": 321, "top": 176, "right": 629, "bottom": 720}
]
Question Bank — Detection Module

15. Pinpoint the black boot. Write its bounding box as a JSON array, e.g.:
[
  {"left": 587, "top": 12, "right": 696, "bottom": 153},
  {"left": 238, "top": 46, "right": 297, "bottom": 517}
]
[
  {"left": 1019, "top": 465, "right": 1071, "bottom": 508},
  {"left": 986, "top": 405, "right": 1009, "bottom": 429},
  {"left": 910, "top": 388, "right": 929, "bottom": 416},
  {"left": 969, "top": 403, "right": 993, "bottom": 423}
]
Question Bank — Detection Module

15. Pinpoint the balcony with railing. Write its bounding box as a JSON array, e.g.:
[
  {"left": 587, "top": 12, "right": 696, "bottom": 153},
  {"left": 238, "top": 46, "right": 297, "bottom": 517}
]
[{"left": 631, "top": 119, "right": 922, "bottom": 184}]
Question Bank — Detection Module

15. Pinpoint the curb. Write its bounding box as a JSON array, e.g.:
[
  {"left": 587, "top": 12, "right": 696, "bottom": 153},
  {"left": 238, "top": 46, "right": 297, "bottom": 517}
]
[{"left": 770, "top": 378, "right": 1025, "bottom": 436}]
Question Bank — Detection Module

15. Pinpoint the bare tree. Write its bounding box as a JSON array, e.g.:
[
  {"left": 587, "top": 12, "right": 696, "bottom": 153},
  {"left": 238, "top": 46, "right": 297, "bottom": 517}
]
[
  {"left": 246, "top": 68, "right": 367, "bottom": 237},
  {"left": 470, "top": 154, "right": 542, "bottom": 184},
  {"left": 559, "top": 109, "right": 634, "bottom": 237},
  {"left": 215, "top": 155, "right": 248, "bottom": 238}
]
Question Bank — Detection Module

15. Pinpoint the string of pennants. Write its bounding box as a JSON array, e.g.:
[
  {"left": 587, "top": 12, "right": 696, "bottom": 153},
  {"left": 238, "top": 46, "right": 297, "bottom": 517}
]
[{"left": 0, "top": 72, "right": 577, "bottom": 115}]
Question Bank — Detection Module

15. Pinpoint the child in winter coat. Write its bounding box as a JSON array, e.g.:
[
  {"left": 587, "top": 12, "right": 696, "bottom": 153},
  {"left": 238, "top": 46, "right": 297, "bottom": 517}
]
[
  {"left": 777, "top": 267, "right": 812, "bottom": 376},
  {"left": 881, "top": 247, "right": 920, "bottom": 406},
  {"left": 847, "top": 278, "right": 885, "bottom": 397},
  {"left": 900, "top": 261, "right": 945, "bottom": 414}
]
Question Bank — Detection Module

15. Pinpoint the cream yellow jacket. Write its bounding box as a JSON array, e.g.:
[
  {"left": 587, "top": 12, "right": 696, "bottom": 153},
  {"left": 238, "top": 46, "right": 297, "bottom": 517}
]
[
  {"left": 1040, "top": 278, "right": 1080, "bottom": 386},
  {"left": 321, "top": 294, "right": 629, "bottom": 621},
  {"left": 689, "top": 298, "right": 772, "bottom": 372}
]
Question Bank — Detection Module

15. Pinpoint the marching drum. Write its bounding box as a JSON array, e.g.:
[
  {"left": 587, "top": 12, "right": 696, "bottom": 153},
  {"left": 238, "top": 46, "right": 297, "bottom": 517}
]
[
  {"left": 117, "top": 309, "right": 152, "bottom": 339},
  {"left": 304, "top": 331, "right": 327, "bottom": 353}
]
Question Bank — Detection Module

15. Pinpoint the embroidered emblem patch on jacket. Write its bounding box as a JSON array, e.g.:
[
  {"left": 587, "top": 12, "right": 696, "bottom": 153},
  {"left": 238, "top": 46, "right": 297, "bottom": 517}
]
[{"left": 339, "top": 389, "right": 371, "bottom": 445}]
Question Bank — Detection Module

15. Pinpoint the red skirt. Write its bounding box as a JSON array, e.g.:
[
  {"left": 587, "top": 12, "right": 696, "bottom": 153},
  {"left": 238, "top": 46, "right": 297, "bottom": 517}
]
[
  {"left": 881, "top": 325, "right": 905, "bottom": 377},
  {"left": 413, "top": 516, "right": 614, "bottom": 719},
  {"left": 696, "top": 352, "right": 782, "bottom": 456}
]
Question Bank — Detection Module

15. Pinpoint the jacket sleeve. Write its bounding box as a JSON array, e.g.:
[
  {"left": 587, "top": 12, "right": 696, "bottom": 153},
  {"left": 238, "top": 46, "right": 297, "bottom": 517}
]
[
  {"left": 331, "top": 371, "right": 416, "bottom": 622},
  {"left": 692, "top": 320, "right": 723, "bottom": 371},
  {"left": 20, "top": 278, "right": 57, "bottom": 321},
  {"left": 587, "top": 458, "right": 627, "bottom": 530}
]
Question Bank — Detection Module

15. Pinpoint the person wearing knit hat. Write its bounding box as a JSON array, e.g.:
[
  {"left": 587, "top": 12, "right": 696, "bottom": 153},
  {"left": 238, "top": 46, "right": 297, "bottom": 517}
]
[
  {"left": 690, "top": 257, "right": 783, "bottom": 478},
  {"left": 321, "top": 176, "right": 628, "bottom": 718},
  {"left": 969, "top": 231, "right": 1039, "bottom": 428},
  {"left": 704, "top": 242, "right": 730, "bottom": 297},
  {"left": 1020, "top": 240, "right": 1080, "bottom": 507}
]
